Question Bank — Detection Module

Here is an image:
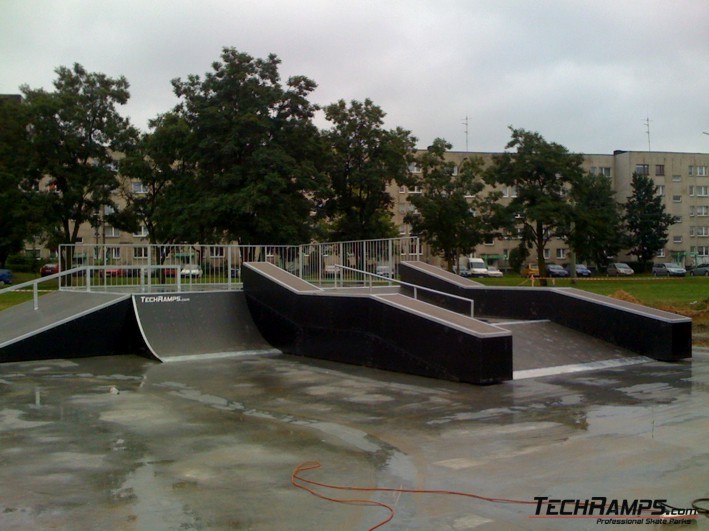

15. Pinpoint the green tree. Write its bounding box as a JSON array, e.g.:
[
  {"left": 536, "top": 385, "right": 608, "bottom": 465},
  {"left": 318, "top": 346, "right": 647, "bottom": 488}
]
[
  {"left": 486, "top": 127, "right": 585, "bottom": 284},
  {"left": 171, "top": 48, "right": 326, "bottom": 245},
  {"left": 623, "top": 172, "right": 676, "bottom": 266},
  {"left": 21, "top": 64, "right": 137, "bottom": 254},
  {"left": 567, "top": 171, "right": 624, "bottom": 268},
  {"left": 321, "top": 99, "right": 415, "bottom": 241},
  {"left": 0, "top": 96, "right": 40, "bottom": 267},
  {"left": 116, "top": 112, "right": 199, "bottom": 245},
  {"left": 405, "top": 138, "right": 493, "bottom": 271}
]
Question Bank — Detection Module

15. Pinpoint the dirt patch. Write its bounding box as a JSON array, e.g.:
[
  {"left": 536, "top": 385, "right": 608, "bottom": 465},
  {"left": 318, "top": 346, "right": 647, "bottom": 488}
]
[{"left": 608, "top": 289, "right": 642, "bottom": 305}]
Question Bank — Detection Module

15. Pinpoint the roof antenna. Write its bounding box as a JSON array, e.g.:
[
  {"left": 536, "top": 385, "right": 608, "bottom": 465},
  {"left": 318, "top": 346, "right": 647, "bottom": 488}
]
[
  {"left": 644, "top": 116, "right": 652, "bottom": 151},
  {"left": 462, "top": 115, "right": 469, "bottom": 152}
]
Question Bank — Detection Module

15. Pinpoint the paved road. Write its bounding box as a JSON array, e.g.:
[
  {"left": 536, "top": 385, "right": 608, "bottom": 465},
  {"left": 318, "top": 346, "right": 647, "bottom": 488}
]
[{"left": 1, "top": 348, "right": 706, "bottom": 530}]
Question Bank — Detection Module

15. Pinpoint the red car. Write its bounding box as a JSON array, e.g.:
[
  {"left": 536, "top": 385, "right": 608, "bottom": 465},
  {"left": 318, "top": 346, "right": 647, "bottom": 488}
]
[{"left": 40, "top": 263, "right": 60, "bottom": 276}]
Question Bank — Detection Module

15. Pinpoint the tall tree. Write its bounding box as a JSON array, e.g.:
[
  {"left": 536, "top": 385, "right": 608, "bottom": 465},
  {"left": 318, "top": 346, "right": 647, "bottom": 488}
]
[
  {"left": 0, "top": 96, "right": 40, "bottom": 267},
  {"left": 405, "top": 138, "right": 494, "bottom": 271},
  {"left": 567, "top": 171, "right": 624, "bottom": 268},
  {"left": 486, "top": 127, "right": 585, "bottom": 283},
  {"left": 623, "top": 172, "right": 676, "bottom": 265},
  {"left": 171, "top": 48, "right": 326, "bottom": 245},
  {"left": 21, "top": 64, "right": 137, "bottom": 251},
  {"left": 116, "top": 112, "right": 199, "bottom": 245},
  {"left": 322, "top": 99, "right": 416, "bottom": 241}
]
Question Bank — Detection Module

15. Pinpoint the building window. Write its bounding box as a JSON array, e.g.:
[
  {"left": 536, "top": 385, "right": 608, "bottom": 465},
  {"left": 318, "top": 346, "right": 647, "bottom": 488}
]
[
  {"left": 656, "top": 165, "right": 665, "bottom": 176},
  {"left": 689, "top": 165, "right": 708, "bottom": 176},
  {"left": 673, "top": 235, "right": 683, "bottom": 244},
  {"left": 693, "top": 246, "right": 709, "bottom": 256},
  {"left": 656, "top": 249, "right": 665, "bottom": 258},
  {"left": 133, "top": 247, "right": 148, "bottom": 259},
  {"left": 672, "top": 195, "right": 682, "bottom": 203},
  {"left": 407, "top": 186, "right": 422, "bottom": 194},
  {"left": 502, "top": 185, "right": 518, "bottom": 198},
  {"left": 543, "top": 249, "right": 550, "bottom": 259},
  {"left": 674, "top": 216, "right": 682, "bottom": 223},
  {"left": 697, "top": 206, "right": 709, "bottom": 217},
  {"left": 399, "top": 225, "right": 407, "bottom": 236},
  {"left": 635, "top": 164, "right": 649, "bottom": 175},
  {"left": 132, "top": 225, "right": 149, "bottom": 238},
  {"left": 398, "top": 186, "right": 406, "bottom": 194},
  {"left": 211, "top": 246, "right": 225, "bottom": 258},
  {"left": 697, "top": 227, "right": 709, "bottom": 237},
  {"left": 408, "top": 163, "right": 421, "bottom": 173},
  {"left": 656, "top": 185, "right": 665, "bottom": 196},
  {"left": 131, "top": 181, "right": 149, "bottom": 194},
  {"left": 599, "top": 167, "right": 611, "bottom": 177},
  {"left": 105, "top": 226, "right": 120, "bottom": 238},
  {"left": 696, "top": 186, "right": 709, "bottom": 197},
  {"left": 107, "top": 247, "right": 120, "bottom": 260},
  {"left": 672, "top": 174, "right": 681, "bottom": 182},
  {"left": 556, "top": 248, "right": 566, "bottom": 259}
]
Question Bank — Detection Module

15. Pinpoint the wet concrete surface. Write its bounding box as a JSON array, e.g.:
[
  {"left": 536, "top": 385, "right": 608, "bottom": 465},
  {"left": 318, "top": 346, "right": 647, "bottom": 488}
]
[{"left": 1, "top": 349, "right": 707, "bottom": 530}]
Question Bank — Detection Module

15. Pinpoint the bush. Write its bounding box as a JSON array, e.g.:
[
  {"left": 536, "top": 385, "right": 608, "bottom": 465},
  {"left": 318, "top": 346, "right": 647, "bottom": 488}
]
[{"left": 6, "top": 253, "right": 38, "bottom": 272}]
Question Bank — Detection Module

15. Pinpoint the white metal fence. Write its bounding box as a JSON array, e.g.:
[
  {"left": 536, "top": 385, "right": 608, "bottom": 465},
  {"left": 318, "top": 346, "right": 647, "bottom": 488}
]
[{"left": 57, "top": 237, "right": 421, "bottom": 292}]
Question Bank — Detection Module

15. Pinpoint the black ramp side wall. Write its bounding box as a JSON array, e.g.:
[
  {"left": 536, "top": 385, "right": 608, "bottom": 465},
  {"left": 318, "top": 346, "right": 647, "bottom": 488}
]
[
  {"left": 0, "top": 298, "right": 142, "bottom": 363},
  {"left": 399, "top": 262, "right": 692, "bottom": 361},
  {"left": 243, "top": 263, "right": 512, "bottom": 384}
]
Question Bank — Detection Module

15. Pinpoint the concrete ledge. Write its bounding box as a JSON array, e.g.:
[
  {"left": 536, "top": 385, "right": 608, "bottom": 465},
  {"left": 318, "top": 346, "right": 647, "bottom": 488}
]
[{"left": 243, "top": 262, "right": 512, "bottom": 384}]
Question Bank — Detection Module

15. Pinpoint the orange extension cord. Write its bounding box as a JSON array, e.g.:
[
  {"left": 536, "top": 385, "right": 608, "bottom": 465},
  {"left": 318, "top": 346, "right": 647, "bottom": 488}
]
[{"left": 291, "top": 461, "right": 537, "bottom": 530}]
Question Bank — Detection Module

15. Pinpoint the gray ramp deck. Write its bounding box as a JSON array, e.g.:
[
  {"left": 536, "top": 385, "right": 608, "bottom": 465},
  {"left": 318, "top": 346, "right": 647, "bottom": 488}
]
[
  {"left": 0, "top": 291, "right": 129, "bottom": 348},
  {"left": 495, "top": 319, "right": 650, "bottom": 376},
  {"left": 133, "top": 291, "right": 279, "bottom": 362}
]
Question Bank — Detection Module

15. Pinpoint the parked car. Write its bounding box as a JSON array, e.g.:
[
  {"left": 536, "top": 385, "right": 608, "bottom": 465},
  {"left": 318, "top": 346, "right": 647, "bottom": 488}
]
[
  {"left": 689, "top": 263, "right": 709, "bottom": 276},
  {"left": 486, "top": 265, "right": 503, "bottom": 278},
  {"left": 0, "top": 269, "right": 12, "bottom": 285},
  {"left": 323, "top": 264, "right": 340, "bottom": 276},
  {"left": 180, "top": 265, "right": 203, "bottom": 278},
  {"left": 652, "top": 263, "right": 686, "bottom": 277},
  {"left": 564, "top": 263, "right": 592, "bottom": 277},
  {"left": 521, "top": 263, "right": 540, "bottom": 277},
  {"left": 40, "top": 263, "right": 59, "bottom": 276},
  {"left": 103, "top": 267, "right": 127, "bottom": 277},
  {"left": 467, "top": 258, "right": 489, "bottom": 278},
  {"left": 375, "top": 265, "right": 394, "bottom": 278},
  {"left": 607, "top": 263, "right": 634, "bottom": 276},
  {"left": 546, "top": 264, "right": 569, "bottom": 277}
]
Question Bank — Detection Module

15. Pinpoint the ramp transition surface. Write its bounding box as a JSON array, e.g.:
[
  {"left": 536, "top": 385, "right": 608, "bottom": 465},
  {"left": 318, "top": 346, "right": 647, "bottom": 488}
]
[
  {"left": 0, "top": 291, "right": 129, "bottom": 348},
  {"left": 132, "top": 291, "right": 279, "bottom": 361}
]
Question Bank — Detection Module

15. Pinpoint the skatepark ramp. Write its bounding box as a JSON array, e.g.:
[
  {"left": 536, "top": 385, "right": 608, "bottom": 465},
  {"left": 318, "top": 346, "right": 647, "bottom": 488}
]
[
  {"left": 242, "top": 262, "right": 513, "bottom": 384},
  {"left": 0, "top": 291, "right": 139, "bottom": 363},
  {"left": 399, "top": 261, "right": 692, "bottom": 362},
  {"left": 132, "top": 291, "right": 279, "bottom": 362}
]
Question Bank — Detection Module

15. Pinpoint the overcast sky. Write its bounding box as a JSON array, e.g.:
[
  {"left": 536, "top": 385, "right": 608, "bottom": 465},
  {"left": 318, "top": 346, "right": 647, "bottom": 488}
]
[{"left": 2, "top": 0, "right": 708, "bottom": 154}]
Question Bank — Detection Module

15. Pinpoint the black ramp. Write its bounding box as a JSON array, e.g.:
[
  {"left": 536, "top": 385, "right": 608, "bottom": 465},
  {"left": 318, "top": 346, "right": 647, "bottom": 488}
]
[{"left": 133, "top": 291, "right": 279, "bottom": 361}]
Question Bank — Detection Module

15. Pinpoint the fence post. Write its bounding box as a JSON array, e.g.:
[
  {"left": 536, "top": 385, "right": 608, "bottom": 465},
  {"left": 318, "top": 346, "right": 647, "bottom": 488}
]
[
  {"left": 33, "top": 283, "right": 39, "bottom": 311},
  {"left": 86, "top": 267, "right": 91, "bottom": 292}
]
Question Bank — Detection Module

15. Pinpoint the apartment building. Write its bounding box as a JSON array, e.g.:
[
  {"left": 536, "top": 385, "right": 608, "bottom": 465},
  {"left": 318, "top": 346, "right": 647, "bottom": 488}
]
[
  {"left": 391, "top": 149, "right": 709, "bottom": 270},
  {"left": 32, "top": 148, "right": 709, "bottom": 270}
]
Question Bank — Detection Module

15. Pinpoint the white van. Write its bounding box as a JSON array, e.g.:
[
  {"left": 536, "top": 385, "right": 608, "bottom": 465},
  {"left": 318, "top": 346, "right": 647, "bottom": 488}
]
[{"left": 467, "top": 258, "right": 489, "bottom": 278}]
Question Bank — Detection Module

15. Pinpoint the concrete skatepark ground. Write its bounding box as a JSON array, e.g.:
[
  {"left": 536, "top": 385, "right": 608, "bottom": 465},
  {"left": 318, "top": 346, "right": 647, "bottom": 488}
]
[{"left": 1, "top": 348, "right": 707, "bottom": 530}]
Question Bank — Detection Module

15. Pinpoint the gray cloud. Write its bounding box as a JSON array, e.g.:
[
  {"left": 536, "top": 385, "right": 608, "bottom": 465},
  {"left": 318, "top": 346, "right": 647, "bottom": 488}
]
[{"left": 1, "top": 0, "right": 707, "bottom": 153}]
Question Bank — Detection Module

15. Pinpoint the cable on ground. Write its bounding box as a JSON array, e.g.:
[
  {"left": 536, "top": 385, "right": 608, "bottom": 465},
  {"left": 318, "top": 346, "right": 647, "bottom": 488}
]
[{"left": 291, "top": 461, "right": 537, "bottom": 530}]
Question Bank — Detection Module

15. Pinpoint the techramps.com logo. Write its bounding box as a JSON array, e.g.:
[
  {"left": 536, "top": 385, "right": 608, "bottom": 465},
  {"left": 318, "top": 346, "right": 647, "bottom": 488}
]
[
  {"left": 530, "top": 496, "right": 700, "bottom": 525},
  {"left": 139, "top": 295, "right": 190, "bottom": 303}
]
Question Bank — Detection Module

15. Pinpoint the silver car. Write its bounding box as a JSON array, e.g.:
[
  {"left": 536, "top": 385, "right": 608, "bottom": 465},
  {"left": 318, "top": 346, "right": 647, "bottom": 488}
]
[
  {"left": 652, "top": 263, "right": 686, "bottom": 277},
  {"left": 607, "top": 263, "right": 634, "bottom": 276}
]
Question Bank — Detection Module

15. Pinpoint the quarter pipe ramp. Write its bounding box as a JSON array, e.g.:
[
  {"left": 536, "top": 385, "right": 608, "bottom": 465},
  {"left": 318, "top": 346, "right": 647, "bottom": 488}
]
[{"left": 132, "top": 291, "right": 280, "bottom": 362}]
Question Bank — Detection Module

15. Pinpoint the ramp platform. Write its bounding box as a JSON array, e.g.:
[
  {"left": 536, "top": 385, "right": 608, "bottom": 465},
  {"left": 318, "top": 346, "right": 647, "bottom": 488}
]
[
  {"left": 0, "top": 292, "right": 136, "bottom": 362},
  {"left": 133, "top": 291, "right": 279, "bottom": 361}
]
